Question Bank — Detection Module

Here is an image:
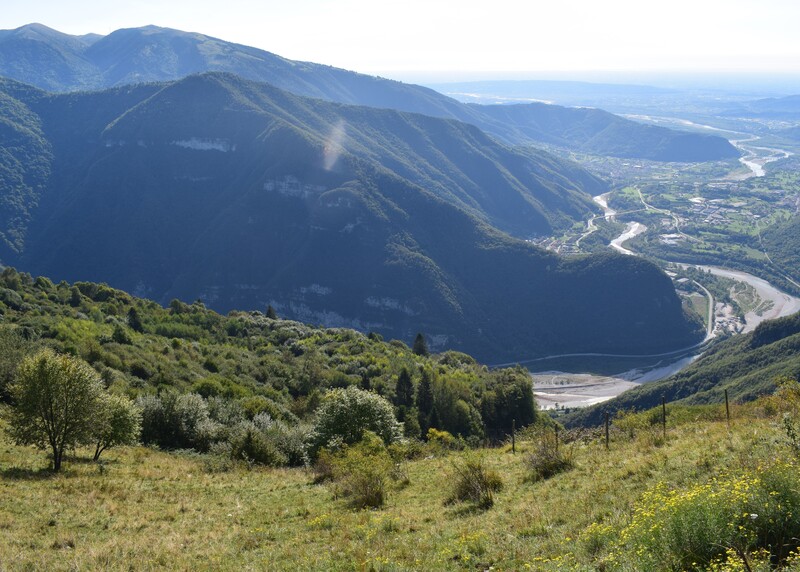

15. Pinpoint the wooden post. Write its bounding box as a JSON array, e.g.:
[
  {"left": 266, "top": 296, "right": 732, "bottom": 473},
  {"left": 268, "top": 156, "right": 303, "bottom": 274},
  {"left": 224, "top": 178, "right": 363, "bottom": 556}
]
[
  {"left": 511, "top": 419, "right": 516, "bottom": 454},
  {"left": 662, "top": 396, "right": 667, "bottom": 440},
  {"left": 725, "top": 389, "right": 730, "bottom": 426},
  {"left": 604, "top": 412, "right": 610, "bottom": 450},
  {"left": 555, "top": 425, "right": 559, "bottom": 453}
]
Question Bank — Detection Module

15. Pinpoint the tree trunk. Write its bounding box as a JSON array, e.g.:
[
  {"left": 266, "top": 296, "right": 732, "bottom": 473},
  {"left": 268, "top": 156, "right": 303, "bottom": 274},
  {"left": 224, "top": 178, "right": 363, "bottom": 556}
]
[
  {"left": 52, "top": 447, "right": 62, "bottom": 472},
  {"left": 93, "top": 442, "right": 105, "bottom": 461}
]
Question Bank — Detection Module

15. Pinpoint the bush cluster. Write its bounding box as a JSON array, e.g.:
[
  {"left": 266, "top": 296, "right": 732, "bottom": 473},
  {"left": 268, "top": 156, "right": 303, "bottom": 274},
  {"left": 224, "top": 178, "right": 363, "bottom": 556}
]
[
  {"left": 0, "top": 267, "right": 539, "bottom": 456},
  {"left": 138, "top": 392, "right": 311, "bottom": 466}
]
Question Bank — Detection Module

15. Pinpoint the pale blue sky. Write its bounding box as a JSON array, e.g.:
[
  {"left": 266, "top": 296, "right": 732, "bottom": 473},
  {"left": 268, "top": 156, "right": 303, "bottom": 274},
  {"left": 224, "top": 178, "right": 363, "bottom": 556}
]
[{"left": 5, "top": 0, "right": 800, "bottom": 78}]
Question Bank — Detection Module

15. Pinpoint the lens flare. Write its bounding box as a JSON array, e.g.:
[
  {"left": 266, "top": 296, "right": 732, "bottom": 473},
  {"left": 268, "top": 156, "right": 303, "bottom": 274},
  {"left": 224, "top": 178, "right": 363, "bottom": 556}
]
[{"left": 323, "top": 120, "right": 346, "bottom": 171}]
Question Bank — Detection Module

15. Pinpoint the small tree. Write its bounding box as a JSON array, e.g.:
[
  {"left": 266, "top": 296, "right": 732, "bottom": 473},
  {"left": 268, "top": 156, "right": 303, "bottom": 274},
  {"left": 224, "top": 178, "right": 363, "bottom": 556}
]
[
  {"left": 8, "top": 349, "right": 103, "bottom": 471},
  {"left": 127, "top": 307, "right": 144, "bottom": 333},
  {"left": 416, "top": 369, "right": 434, "bottom": 415},
  {"left": 266, "top": 305, "right": 278, "bottom": 319},
  {"left": 69, "top": 286, "right": 83, "bottom": 307},
  {"left": 412, "top": 332, "right": 429, "bottom": 356},
  {"left": 311, "top": 386, "right": 402, "bottom": 453},
  {"left": 394, "top": 367, "right": 414, "bottom": 407},
  {"left": 93, "top": 393, "right": 142, "bottom": 461},
  {"left": 416, "top": 368, "right": 434, "bottom": 436}
]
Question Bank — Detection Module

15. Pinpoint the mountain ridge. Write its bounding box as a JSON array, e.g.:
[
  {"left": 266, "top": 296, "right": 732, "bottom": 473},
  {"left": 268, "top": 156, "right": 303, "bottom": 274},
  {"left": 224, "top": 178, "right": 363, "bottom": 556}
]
[{"left": 0, "top": 23, "right": 739, "bottom": 163}]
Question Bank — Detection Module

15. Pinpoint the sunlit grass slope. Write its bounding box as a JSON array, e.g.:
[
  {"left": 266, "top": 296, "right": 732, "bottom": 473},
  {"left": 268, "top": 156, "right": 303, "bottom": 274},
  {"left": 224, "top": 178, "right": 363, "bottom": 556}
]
[{"left": 2, "top": 396, "right": 800, "bottom": 571}]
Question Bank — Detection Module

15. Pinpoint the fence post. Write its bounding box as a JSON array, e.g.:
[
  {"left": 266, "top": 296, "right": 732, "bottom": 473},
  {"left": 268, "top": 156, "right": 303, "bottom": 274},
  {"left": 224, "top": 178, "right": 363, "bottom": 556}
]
[
  {"left": 555, "top": 425, "right": 559, "bottom": 453},
  {"left": 725, "top": 389, "right": 730, "bottom": 426},
  {"left": 662, "top": 396, "right": 667, "bottom": 440},
  {"left": 604, "top": 412, "right": 610, "bottom": 450}
]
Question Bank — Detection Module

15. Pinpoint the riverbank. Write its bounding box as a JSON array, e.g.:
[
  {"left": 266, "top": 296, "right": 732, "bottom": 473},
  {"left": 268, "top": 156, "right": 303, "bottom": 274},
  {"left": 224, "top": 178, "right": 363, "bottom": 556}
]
[
  {"left": 533, "top": 354, "right": 698, "bottom": 410},
  {"left": 688, "top": 265, "right": 800, "bottom": 332}
]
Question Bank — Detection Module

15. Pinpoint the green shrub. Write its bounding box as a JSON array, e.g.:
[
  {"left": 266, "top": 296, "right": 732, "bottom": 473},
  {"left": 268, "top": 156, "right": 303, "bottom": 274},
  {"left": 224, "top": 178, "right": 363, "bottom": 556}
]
[
  {"left": 229, "top": 421, "right": 287, "bottom": 467},
  {"left": 192, "top": 377, "right": 225, "bottom": 398},
  {"left": 310, "top": 386, "right": 402, "bottom": 454},
  {"left": 312, "top": 447, "right": 339, "bottom": 484},
  {"left": 446, "top": 455, "right": 503, "bottom": 510},
  {"left": 138, "top": 393, "right": 219, "bottom": 451},
  {"left": 426, "top": 427, "right": 464, "bottom": 453},
  {"left": 524, "top": 428, "right": 574, "bottom": 482},
  {"left": 0, "top": 288, "right": 23, "bottom": 310},
  {"left": 264, "top": 420, "right": 311, "bottom": 466},
  {"left": 329, "top": 433, "right": 393, "bottom": 509},
  {"left": 111, "top": 325, "right": 133, "bottom": 345}
]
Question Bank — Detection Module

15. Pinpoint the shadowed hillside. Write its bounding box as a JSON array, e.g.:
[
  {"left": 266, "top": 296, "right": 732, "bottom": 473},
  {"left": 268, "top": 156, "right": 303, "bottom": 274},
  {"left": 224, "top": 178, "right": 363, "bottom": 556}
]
[{"left": 0, "top": 74, "right": 703, "bottom": 361}]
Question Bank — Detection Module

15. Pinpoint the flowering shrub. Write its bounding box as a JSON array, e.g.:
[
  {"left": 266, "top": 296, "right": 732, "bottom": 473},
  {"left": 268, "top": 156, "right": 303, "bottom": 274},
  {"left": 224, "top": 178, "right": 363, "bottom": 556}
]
[{"left": 617, "top": 460, "right": 800, "bottom": 571}]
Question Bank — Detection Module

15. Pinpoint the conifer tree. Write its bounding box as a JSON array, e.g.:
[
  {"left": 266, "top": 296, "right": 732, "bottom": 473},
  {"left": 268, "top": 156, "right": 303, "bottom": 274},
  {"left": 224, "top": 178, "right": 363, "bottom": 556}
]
[
  {"left": 412, "top": 332, "right": 429, "bottom": 356},
  {"left": 127, "top": 306, "right": 144, "bottom": 333},
  {"left": 395, "top": 367, "right": 414, "bottom": 407},
  {"left": 416, "top": 369, "right": 434, "bottom": 415},
  {"left": 416, "top": 368, "right": 434, "bottom": 437}
]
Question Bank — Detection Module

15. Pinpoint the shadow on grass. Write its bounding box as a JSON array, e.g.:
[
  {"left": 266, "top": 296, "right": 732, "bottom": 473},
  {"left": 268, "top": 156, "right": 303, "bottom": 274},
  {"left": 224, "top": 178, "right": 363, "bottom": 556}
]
[
  {"left": 1, "top": 466, "right": 57, "bottom": 480},
  {"left": 66, "top": 455, "right": 105, "bottom": 465},
  {"left": 447, "top": 502, "right": 493, "bottom": 517},
  {"left": 1, "top": 453, "right": 120, "bottom": 479}
]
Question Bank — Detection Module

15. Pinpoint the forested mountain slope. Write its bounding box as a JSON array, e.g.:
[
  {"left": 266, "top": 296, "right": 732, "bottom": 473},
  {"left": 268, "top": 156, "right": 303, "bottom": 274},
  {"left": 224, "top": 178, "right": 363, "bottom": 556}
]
[{"left": 0, "top": 73, "right": 702, "bottom": 361}]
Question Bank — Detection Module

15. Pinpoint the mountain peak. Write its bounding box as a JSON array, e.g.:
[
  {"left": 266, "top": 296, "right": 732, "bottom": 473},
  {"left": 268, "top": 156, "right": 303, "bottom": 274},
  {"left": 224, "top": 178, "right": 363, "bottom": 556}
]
[{"left": 3, "top": 23, "right": 80, "bottom": 42}]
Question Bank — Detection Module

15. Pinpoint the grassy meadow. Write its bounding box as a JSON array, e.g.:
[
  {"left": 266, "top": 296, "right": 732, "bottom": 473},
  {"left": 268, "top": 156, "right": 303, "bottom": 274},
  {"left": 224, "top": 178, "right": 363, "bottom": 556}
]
[{"left": 2, "top": 397, "right": 800, "bottom": 571}]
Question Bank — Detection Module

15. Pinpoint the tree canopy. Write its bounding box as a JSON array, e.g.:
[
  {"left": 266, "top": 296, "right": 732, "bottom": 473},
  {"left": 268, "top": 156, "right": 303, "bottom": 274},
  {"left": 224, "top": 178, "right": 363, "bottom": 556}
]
[
  {"left": 7, "top": 349, "right": 104, "bottom": 471},
  {"left": 311, "top": 386, "right": 402, "bottom": 453}
]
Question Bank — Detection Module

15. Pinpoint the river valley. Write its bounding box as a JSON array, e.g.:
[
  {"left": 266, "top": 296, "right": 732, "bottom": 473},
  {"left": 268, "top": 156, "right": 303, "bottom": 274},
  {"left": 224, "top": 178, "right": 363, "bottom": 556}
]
[{"left": 533, "top": 145, "right": 800, "bottom": 409}]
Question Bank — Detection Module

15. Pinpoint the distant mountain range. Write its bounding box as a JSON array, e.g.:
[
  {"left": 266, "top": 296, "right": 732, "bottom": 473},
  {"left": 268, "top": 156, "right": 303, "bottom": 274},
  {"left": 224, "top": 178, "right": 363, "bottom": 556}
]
[
  {"left": 723, "top": 94, "right": 800, "bottom": 119},
  {"left": 425, "top": 79, "right": 677, "bottom": 106},
  {"left": 0, "top": 24, "right": 738, "bottom": 163},
  {"left": 0, "top": 72, "right": 703, "bottom": 361},
  {"left": 475, "top": 103, "right": 737, "bottom": 162}
]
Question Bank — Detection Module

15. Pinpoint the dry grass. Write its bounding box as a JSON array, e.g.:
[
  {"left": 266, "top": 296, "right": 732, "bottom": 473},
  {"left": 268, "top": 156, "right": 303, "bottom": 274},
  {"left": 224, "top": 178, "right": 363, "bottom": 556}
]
[{"left": 0, "top": 402, "right": 792, "bottom": 570}]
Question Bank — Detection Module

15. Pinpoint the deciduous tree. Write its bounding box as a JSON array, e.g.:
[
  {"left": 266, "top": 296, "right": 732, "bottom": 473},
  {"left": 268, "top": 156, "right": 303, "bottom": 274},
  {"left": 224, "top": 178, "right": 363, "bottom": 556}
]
[
  {"left": 311, "top": 386, "right": 402, "bottom": 453},
  {"left": 93, "top": 393, "right": 141, "bottom": 461},
  {"left": 8, "top": 349, "right": 103, "bottom": 471}
]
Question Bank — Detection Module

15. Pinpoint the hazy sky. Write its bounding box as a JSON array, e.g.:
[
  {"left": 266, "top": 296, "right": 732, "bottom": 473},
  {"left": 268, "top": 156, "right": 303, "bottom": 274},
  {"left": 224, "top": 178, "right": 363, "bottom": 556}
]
[{"left": 5, "top": 0, "right": 800, "bottom": 79}]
